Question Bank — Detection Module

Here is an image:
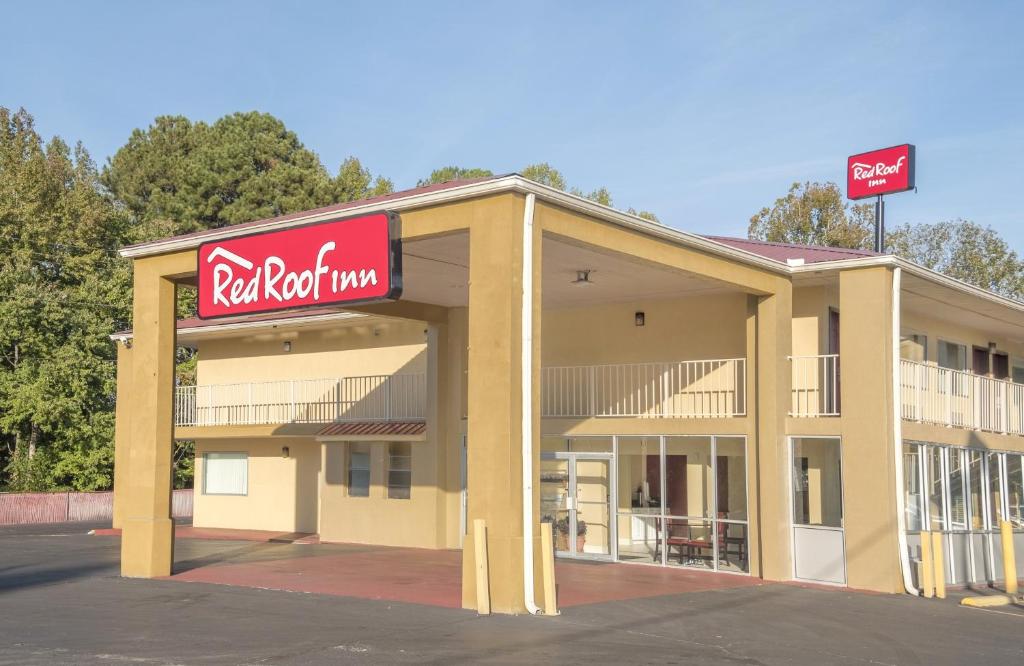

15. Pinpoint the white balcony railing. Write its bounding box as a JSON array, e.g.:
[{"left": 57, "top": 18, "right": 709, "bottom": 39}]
[
  {"left": 175, "top": 374, "right": 427, "bottom": 427},
  {"left": 789, "top": 354, "right": 840, "bottom": 417},
  {"left": 900, "top": 359, "right": 1024, "bottom": 435},
  {"left": 541, "top": 359, "right": 746, "bottom": 418}
]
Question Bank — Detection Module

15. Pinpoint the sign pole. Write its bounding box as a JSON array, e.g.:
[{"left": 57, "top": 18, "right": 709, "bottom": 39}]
[{"left": 874, "top": 193, "right": 886, "bottom": 253}]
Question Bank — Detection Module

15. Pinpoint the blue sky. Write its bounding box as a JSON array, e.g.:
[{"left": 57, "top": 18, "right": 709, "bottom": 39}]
[{"left": 3, "top": 1, "right": 1022, "bottom": 245}]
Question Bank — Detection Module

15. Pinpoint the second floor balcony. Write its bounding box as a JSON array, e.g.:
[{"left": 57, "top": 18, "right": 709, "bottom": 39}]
[
  {"left": 900, "top": 359, "right": 1024, "bottom": 435},
  {"left": 174, "top": 357, "right": 748, "bottom": 428}
]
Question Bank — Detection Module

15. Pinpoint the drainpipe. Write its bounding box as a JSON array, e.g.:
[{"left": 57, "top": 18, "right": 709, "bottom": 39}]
[
  {"left": 891, "top": 266, "right": 917, "bottom": 594},
  {"left": 521, "top": 192, "right": 542, "bottom": 615}
]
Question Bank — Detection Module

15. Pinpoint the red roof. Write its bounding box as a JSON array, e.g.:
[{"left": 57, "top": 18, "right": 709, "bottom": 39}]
[
  {"left": 317, "top": 421, "right": 426, "bottom": 437},
  {"left": 704, "top": 236, "right": 879, "bottom": 264},
  {"left": 123, "top": 175, "right": 503, "bottom": 252}
]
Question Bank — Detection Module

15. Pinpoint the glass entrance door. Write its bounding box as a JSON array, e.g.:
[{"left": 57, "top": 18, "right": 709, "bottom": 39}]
[{"left": 541, "top": 453, "right": 612, "bottom": 559}]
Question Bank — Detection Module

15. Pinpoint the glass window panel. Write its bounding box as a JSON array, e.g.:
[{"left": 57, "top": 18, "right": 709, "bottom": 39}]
[
  {"left": 1007, "top": 452, "right": 1024, "bottom": 524},
  {"left": 387, "top": 442, "right": 411, "bottom": 499},
  {"left": 348, "top": 443, "right": 371, "bottom": 497},
  {"left": 1008, "top": 454, "right": 1024, "bottom": 528},
  {"left": 541, "top": 458, "right": 571, "bottom": 552},
  {"left": 715, "top": 437, "right": 747, "bottom": 521},
  {"left": 989, "top": 452, "right": 1004, "bottom": 525},
  {"left": 203, "top": 452, "right": 248, "bottom": 495},
  {"left": 968, "top": 450, "right": 985, "bottom": 529},
  {"left": 663, "top": 518, "right": 714, "bottom": 570},
  {"left": 900, "top": 333, "right": 927, "bottom": 362},
  {"left": 664, "top": 437, "right": 713, "bottom": 519},
  {"left": 925, "top": 446, "right": 945, "bottom": 531},
  {"left": 948, "top": 448, "right": 967, "bottom": 530},
  {"left": 902, "top": 442, "right": 922, "bottom": 531},
  {"left": 615, "top": 437, "right": 661, "bottom": 564},
  {"left": 718, "top": 522, "right": 749, "bottom": 573},
  {"left": 792, "top": 438, "right": 843, "bottom": 528},
  {"left": 938, "top": 340, "right": 967, "bottom": 371}
]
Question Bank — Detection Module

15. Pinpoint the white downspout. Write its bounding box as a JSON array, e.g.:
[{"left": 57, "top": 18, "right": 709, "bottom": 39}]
[
  {"left": 891, "top": 266, "right": 917, "bottom": 594},
  {"left": 521, "top": 192, "right": 542, "bottom": 615}
]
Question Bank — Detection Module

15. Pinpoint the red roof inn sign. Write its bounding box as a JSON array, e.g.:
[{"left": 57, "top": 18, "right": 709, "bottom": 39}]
[
  {"left": 847, "top": 144, "right": 916, "bottom": 200},
  {"left": 197, "top": 212, "right": 402, "bottom": 319}
]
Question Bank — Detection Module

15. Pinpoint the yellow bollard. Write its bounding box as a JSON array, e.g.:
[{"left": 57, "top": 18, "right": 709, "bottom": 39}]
[
  {"left": 473, "top": 519, "right": 490, "bottom": 615},
  {"left": 931, "top": 532, "right": 946, "bottom": 599},
  {"left": 919, "top": 531, "right": 934, "bottom": 598},
  {"left": 540, "top": 522, "right": 559, "bottom": 616},
  {"left": 1000, "top": 520, "right": 1018, "bottom": 595}
]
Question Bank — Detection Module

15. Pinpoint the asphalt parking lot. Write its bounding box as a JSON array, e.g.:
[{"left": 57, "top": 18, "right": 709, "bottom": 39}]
[{"left": 0, "top": 521, "right": 1021, "bottom": 665}]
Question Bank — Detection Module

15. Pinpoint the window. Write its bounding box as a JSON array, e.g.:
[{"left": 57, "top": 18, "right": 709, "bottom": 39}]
[
  {"left": 902, "top": 442, "right": 921, "bottom": 531},
  {"left": 1012, "top": 360, "right": 1024, "bottom": 385},
  {"left": 900, "top": 333, "right": 927, "bottom": 362},
  {"left": 792, "top": 438, "right": 843, "bottom": 528},
  {"left": 937, "top": 340, "right": 967, "bottom": 371},
  {"left": 348, "top": 443, "right": 371, "bottom": 497},
  {"left": 203, "top": 452, "right": 248, "bottom": 495},
  {"left": 387, "top": 442, "right": 412, "bottom": 499},
  {"left": 1007, "top": 454, "right": 1024, "bottom": 528}
]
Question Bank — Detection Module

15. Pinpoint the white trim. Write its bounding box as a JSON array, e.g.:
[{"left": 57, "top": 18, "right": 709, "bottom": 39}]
[
  {"left": 521, "top": 192, "right": 542, "bottom": 615},
  {"left": 891, "top": 266, "right": 918, "bottom": 595}
]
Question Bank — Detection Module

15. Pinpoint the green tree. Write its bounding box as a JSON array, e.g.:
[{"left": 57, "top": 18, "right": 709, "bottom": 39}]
[
  {"left": 521, "top": 162, "right": 567, "bottom": 190},
  {"left": 416, "top": 166, "right": 494, "bottom": 186},
  {"left": 887, "top": 219, "right": 1024, "bottom": 299},
  {"left": 333, "top": 156, "right": 393, "bottom": 202},
  {"left": 0, "top": 107, "right": 132, "bottom": 490},
  {"left": 748, "top": 181, "right": 875, "bottom": 248},
  {"left": 105, "top": 112, "right": 390, "bottom": 243}
]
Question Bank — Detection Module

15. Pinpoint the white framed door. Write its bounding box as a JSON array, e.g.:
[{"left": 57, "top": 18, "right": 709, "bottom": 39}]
[
  {"left": 541, "top": 452, "right": 613, "bottom": 560},
  {"left": 790, "top": 437, "right": 847, "bottom": 585}
]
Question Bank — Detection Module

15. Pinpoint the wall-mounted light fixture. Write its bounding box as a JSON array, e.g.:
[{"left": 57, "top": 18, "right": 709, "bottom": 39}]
[
  {"left": 989, "top": 341, "right": 997, "bottom": 353},
  {"left": 571, "top": 270, "right": 594, "bottom": 287},
  {"left": 281, "top": 446, "right": 290, "bottom": 458},
  {"left": 283, "top": 341, "right": 292, "bottom": 352},
  {"left": 635, "top": 311, "right": 645, "bottom": 327}
]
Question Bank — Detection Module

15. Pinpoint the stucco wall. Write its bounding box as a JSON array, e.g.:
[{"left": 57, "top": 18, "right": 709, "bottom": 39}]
[
  {"left": 193, "top": 438, "right": 320, "bottom": 533},
  {"left": 542, "top": 293, "right": 747, "bottom": 366},
  {"left": 195, "top": 318, "right": 427, "bottom": 386}
]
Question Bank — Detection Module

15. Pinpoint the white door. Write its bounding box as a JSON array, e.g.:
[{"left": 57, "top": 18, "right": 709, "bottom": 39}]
[{"left": 791, "top": 437, "right": 846, "bottom": 584}]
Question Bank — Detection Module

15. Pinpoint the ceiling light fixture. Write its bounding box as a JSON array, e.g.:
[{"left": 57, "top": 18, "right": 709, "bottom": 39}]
[{"left": 571, "top": 270, "right": 595, "bottom": 287}]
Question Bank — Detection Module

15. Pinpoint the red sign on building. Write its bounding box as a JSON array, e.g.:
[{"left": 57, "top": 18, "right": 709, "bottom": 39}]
[
  {"left": 197, "top": 212, "right": 402, "bottom": 319},
  {"left": 847, "top": 144, "right": 915, "bottom": 200}
]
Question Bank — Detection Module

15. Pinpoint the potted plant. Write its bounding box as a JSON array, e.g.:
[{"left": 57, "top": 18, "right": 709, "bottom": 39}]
[
  {"left": 575, "top": 519, "right": 587, "bottom": 553},
  {"left": 553, "top": 516, "right": 571, "bottom": 552}
]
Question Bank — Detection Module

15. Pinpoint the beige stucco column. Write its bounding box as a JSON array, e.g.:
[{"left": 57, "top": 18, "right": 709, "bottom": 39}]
[
  {"left": 754, "top": 283, "right": 793, "bottom": 581},
  {"left": 839, "top": 266, "right": 903, "bottom": 593},
  {"left": 120, "top": 250, "right": 195, "bottom": 578},
  {"left": 111, "top": 340, "right": 133, "bottom": 529},
  {"left": 460, "top": 194, "right": 542, "bottom": 614}
]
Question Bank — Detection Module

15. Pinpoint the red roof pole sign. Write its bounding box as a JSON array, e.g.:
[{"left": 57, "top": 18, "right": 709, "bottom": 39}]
[
  {"left": 847, "top": 144, "right": 916, "bottom": 253},
  {"left": 197, "top": 211, "right": 402, "bottom": 319}
]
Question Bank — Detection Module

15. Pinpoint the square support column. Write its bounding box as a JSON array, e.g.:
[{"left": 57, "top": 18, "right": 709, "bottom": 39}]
[
  {"left": 112, "top": 340, "right": 133, "bottom": 529},
  {"left": 120, "top": 250, "right": 195, "bottom": 578},
  {"left": 839, "top": 266, "right": 903, "bottom": 593},
  {"left": 460, "top": 194, "right": 542, "bottom": 614},
  {"left": 754, "top": 285, "right": 793, "bottom": 581}
]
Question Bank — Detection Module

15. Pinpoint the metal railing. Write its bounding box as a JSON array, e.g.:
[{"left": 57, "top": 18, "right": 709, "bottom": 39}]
[
  {"left": 900, "top": 359, "right": 1024, "bottom": 435},
  {"left": 789, "top": 354, "right": 840, "bottom": 417},
  {"left": 541, "top": 359, "right": 746, "bottom": 418},
  {"left": 175, "top": 374, "right": 427, "bottom": 427}
]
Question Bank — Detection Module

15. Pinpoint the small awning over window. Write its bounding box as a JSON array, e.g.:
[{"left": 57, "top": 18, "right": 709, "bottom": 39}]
[{"left": 316, "top": 420, "right": 427, "bottom": 441}]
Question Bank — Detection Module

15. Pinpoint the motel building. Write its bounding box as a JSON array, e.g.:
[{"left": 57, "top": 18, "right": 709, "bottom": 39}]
[{"left": 111, "top": 174, "right": 1024, "bottom": 614}]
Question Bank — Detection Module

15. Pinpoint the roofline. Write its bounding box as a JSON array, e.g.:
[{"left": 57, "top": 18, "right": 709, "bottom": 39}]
[
  {"left": 791, "top": 255, "right": 1024, "bottom": 315},
  {"left": 118, "top": 175, "right": 791, "bottom": 276},
  {"left": 117, "top": 174, "right": 1024, "bottom": 320}
]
